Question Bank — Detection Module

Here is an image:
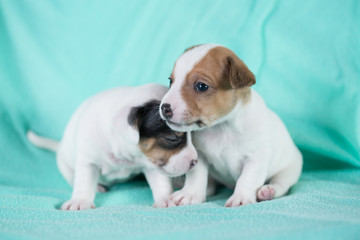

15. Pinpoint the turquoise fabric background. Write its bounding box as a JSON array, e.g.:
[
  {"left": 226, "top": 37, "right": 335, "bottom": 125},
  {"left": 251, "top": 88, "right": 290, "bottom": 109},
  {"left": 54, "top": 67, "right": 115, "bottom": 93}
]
[{"left": 0, "top": 0, "right": 359, "bottom": 239}]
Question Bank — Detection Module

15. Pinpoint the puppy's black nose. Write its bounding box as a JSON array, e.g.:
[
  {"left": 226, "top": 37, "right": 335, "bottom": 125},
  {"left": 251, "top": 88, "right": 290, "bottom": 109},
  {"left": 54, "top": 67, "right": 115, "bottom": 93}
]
[
  {"left": 161, "top": 103, "right": 173, "bottom": 119},
  {"left": 189, "top": 159, "right": 198, "bottom": 169}
]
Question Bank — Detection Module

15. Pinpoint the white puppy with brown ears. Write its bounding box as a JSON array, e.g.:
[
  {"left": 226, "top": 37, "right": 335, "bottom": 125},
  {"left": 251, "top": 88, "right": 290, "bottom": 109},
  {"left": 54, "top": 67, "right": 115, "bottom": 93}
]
[
  {"left": 160, "top": 44, "right": 303, "bottom": 207},
  {"left": 28, "top": 83, "right": 198, "bottom": 210}
]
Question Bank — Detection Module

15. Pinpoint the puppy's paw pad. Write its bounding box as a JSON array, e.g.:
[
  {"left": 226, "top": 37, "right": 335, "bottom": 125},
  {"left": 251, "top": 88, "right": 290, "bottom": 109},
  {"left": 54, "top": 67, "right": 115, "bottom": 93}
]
[
  {"left": 257, "top": 185, "right": 275, "bottom": 201},
  {"left": 170, "top": 190, "right": 205, "bottom": 206},
  {"left": 225, "top": 194, "right": 256, "bottom": 207},
  {"left": 61, "top": 199, "right": 95, "bottom": 211}
]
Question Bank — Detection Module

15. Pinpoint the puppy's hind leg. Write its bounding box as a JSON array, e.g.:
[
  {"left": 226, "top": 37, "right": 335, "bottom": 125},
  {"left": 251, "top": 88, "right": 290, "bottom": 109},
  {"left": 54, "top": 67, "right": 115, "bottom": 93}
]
[
  {"left": 257, "top": 155, "right": 302, "bottom": 201},
  {"left": 206, "top": 176, "right": 217, "bottom": 197},
  {"left": 61, "top": 153, "right": 100, "bottom": 210}
]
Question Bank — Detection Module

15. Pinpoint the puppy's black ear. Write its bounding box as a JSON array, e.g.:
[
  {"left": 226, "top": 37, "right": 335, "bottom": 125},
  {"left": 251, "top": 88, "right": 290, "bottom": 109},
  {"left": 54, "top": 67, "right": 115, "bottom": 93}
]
[
  {"left": 226, "top": 56, "right": 256, "bottom": 89},
  {"left": 128, "top": 106, "right": 142, "bottom": 129},
  {"left": 127, "top": 100, "right": 162, "bottom": 131}
]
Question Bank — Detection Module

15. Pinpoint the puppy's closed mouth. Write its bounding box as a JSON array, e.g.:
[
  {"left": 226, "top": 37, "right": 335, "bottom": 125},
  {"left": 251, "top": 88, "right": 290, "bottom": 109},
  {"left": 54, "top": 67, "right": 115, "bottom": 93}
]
[{"left": 167, "top": 120, "right": 205, "bottom": 128}]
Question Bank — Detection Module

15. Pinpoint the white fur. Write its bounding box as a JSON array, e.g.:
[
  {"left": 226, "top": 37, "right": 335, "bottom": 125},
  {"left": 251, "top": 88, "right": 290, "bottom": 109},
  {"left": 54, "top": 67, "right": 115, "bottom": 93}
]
[
  {"left": 195, "top": 90, "right": 302, "bottom": 207},
  {"left": 161, "top": 45, "right": 303, "bottom": 207},
  {"left": 28, "top": 83, "right": 197, "bottom": 210},
  {"left": 27, "top": 131, "right": 59, "bottom": 152}
]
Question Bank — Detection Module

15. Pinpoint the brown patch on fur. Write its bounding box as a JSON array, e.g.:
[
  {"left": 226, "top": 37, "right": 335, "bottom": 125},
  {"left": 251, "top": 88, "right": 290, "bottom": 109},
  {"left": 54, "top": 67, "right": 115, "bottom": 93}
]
[
  {"left": 226, "top": 56, "right": 255, "bottom": 89},
  {"left": 237, "top": 87, "right": 252, "bottom": 106},
  {"left": 138, "top": 137, "right": 183, "bottom": 167},
  {"left": 178, "top": 46, "right": 255, "bottom": 125}
]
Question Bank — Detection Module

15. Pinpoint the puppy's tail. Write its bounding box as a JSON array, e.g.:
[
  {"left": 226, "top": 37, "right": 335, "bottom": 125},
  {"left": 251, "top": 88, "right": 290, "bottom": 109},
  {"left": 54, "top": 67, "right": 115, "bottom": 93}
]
[{"left": 27, "top": 131, "right": 59, "bottom": 152}]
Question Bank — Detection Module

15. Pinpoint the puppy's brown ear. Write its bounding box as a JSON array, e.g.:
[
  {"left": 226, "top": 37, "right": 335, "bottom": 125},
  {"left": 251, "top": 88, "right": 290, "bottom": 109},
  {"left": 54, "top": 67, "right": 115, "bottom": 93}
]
[{"left": 226, "top": 56, "right": 256, "bottom": 89}]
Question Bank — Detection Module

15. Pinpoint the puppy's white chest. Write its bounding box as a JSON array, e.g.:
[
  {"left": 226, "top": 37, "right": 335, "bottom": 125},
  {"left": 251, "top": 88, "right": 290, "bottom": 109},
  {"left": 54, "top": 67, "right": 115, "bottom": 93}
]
[{"left": 194, "top": 125, "right": 249, "bottom": 187}]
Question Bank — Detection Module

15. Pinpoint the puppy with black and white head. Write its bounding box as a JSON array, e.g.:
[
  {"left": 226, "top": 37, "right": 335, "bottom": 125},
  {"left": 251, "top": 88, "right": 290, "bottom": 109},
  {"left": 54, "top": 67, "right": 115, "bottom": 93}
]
[
  {"left": 160, "top": 44, "right": 303, "bottom": 207},
  {"left": 28, "top": 83, "right": 197, "bottom": 210}
]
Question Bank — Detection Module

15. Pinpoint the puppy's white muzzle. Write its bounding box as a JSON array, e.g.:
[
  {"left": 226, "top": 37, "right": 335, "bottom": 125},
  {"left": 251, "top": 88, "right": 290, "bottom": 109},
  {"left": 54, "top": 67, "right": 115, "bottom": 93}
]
[{"left": 161, "top": 133, "right": 198, "bottom": 176}]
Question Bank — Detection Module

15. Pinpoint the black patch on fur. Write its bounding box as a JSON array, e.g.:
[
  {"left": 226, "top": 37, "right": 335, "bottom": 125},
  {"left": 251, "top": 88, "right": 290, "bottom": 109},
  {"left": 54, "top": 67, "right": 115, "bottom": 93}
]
[{"left": 128, "top": 100, "right": 187, "bottom": 150}]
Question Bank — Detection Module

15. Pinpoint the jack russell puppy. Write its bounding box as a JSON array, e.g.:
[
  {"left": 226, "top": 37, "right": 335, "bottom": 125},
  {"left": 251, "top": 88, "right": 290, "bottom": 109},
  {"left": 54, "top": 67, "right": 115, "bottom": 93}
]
[
  {"left": 28, "top": 83, "right": 197, "bottom": 210},
  {"left": 160, "top": 44, "right": 303, "bottom": 207}
]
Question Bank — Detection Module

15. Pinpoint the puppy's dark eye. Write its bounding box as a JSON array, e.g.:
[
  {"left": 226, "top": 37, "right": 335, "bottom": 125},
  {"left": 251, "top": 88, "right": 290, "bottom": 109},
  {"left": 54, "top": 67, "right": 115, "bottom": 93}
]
[
  {"left": 168, "top": 77, "right": 173, "bottom": 87},
  {"left": 163, "top": 135, "right": 178, "bottom": 142},
  {"left": 195, "top": 82, "right": 209, "bottom": 92},
  {"left": 158, "top": 133, "right": 186, "bottom": 149}
]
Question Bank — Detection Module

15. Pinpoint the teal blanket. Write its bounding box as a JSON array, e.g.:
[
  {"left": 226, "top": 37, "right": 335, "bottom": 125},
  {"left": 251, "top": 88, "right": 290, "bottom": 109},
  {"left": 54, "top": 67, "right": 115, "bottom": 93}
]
[{"left": 0, "top": 0, "right": 359, "bottom": 239}]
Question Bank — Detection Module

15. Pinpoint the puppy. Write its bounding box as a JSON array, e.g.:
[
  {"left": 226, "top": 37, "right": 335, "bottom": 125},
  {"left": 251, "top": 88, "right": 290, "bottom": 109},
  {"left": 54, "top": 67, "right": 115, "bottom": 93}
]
[
  {"left": 159, "top": 44, "right": 303, "bottom": 207},
  {"left": 28, "top": 83, "right": 197, "bottom": 210}
]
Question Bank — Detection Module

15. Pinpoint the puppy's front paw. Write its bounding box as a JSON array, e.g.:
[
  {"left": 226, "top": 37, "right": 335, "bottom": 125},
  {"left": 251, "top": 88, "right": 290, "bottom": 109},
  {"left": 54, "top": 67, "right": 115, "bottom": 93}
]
[
  {"left": 225, "top": 193, "right": 256, "bottom": 207},
  {"left": 61, "top": 198, "right": 95, "bottom": 211},
  {"left": 170, "top": 190, "right": 205, "bottom": 206},
  {"left": 152, "top": 198, "right": 174, "bottom": 208}
]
